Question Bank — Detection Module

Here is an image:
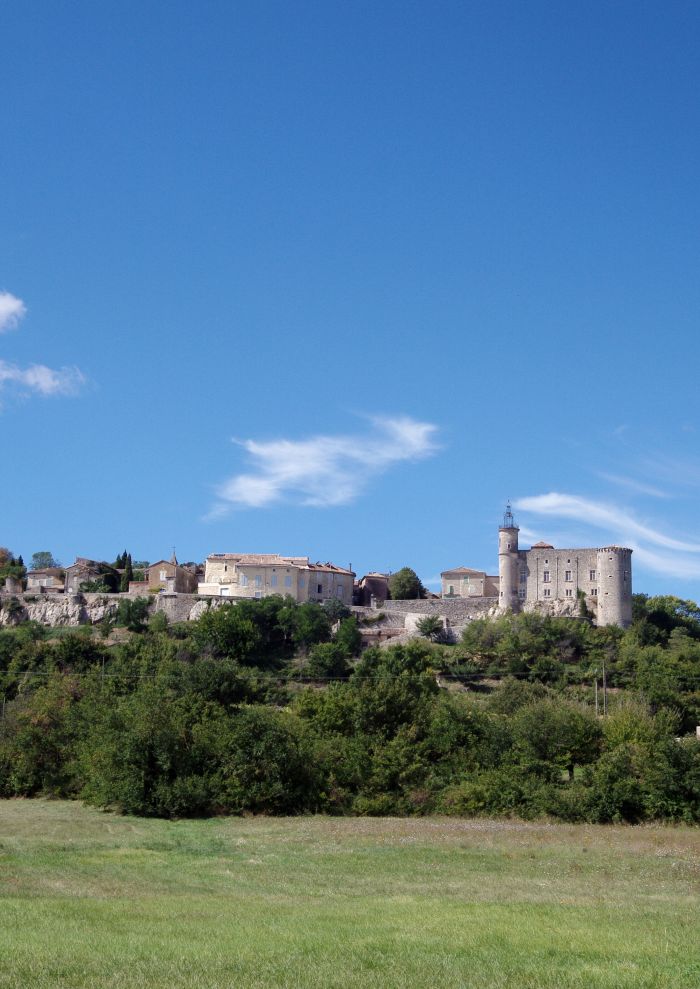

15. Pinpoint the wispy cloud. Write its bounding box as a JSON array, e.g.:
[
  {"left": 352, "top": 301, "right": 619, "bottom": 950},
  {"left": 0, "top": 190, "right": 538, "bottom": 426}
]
[
  {"left": 0, "top": 291, "right": 85, "bottom": 402},
  {"left": 514, "top": 491, "right": 700, "bottom": 582},
  {"left": 209, "top": 415, "right": 439, "bottom": 516},
  {"left": 0, "top": 361, "right": 85, "bottom": 396},
  {"left": 596, "top": 472, "right": 669, "bottom": 499},
  {"left": 0, "top": 292, "right": 27, "bottom": 333}
]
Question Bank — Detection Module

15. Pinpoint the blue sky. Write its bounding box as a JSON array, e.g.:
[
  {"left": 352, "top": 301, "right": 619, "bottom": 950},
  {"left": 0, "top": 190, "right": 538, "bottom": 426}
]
[{"left": 3, "top": 0, "right": 700, "bottom": 596}]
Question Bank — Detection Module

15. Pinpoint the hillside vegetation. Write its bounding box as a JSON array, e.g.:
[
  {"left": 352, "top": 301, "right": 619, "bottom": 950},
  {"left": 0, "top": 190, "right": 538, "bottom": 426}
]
[{"left": 0, "top": 593, "right": 699, "bottom": 821}]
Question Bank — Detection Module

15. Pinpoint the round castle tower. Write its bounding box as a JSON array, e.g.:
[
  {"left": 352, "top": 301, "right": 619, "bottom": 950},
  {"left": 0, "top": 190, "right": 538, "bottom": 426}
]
[
  {"left": 596, "top": 546, "right": 633, "bottom": 628},
  {"left": 498, "top": 504, "right": 520, "bottom": 613}
]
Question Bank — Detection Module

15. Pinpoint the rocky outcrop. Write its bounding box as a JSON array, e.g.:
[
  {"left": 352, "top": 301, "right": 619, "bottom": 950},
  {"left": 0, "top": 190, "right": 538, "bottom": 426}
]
[
  {"left": 0, "top": 591, "right": 233, "bottom": 628},
  {"left": 0, "top": 593, "right": 121, "bottom": 628}
]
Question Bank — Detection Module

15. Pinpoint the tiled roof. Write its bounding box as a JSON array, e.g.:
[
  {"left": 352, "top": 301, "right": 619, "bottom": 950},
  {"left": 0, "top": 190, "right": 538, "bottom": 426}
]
[
  {"left": 440, "top": 566, "right": 486, "bottom": 576},
  {"left": 306, "top": 562, "right": 355, "bottom": 575},
  {"left": 531, "top": 541, "right": 554, "bottom": 549},
  {"left": 206, "top": 553, "right": 353, "bottom": 575}
]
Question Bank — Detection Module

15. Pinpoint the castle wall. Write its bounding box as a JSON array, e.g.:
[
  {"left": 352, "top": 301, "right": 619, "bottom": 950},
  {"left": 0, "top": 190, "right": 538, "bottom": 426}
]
[
  {"left": 381, "top": 597, "right": 498, "bottom": 621},
  {"left": 521, "top": 548, "right": 598, "bottom": 605}
]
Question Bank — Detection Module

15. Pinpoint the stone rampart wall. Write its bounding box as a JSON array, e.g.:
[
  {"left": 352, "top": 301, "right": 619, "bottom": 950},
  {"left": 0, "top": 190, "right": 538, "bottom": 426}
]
[{"left": 380, "top": 598, "right": 498, "bottom": 622}]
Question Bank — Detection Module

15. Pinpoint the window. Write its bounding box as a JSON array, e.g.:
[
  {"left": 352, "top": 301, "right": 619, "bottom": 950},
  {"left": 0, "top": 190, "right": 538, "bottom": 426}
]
[
  {"left": 224, "top": 565, "right": 228, "bottom": 572},
  {"left": 543, "top": 571, "right": 551, "bottom": 583},
  {"left": 591, "top": 588, "right": 598, "bottom": 596},
  {"left": 270, "top": 575, "right": 278, "bottom": 587},
  {"left": 448, "top": 585, "right": 454, "bottom": 595},
  {"left": 254, "top": 591, "right": 262, "bottom": 599},
  {"left": 284, "top": 575, "right": 292, "bottom": 588},
  {"left": 565, "top": 570, "right": 572, "bottom": 581},
  {"left": 520, "top": 570, "right": 527, "bottom": 582},
  {"left": 160, "top": 570, "right": 167, "bottom": 581},
  {"left": 255, "top": 575, "right": 262, "bottom": 588},
  {"left": 518, "top": 588, "right": 526, "bottom": 599},
  {"left": 317, "top": 584, "right": 322, "bottom": 594},
  {"left": 589, "top": 570, "right": 596, "bottom": 581},
  {"left": 543, "top": 588, "right": 551, "bottom": 598},
  {"left": 241, "top": 575, "right": 248, "bottom": 587},
  {"left": 565, "top": 588, "right": 573, "bottom": 597},
  {"left": 299, "top": 576, "right": 304, "bottom": 588},
  {"left": 337, "top": 586, "right": 344, "bottom": 598}
]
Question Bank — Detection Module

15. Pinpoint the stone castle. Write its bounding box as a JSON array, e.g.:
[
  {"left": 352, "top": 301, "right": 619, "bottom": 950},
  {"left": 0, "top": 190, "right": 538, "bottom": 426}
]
[
  {"left": 440, "top": 506, "right": 633, "bottom": 627},
  {"left": 497, "top": 505, "right": 632, "bottom": 627}
]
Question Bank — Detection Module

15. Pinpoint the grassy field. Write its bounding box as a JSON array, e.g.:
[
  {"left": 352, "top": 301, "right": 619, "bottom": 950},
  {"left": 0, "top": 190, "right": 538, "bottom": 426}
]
[{"left": 0, "top": 801, "right": 699, "bottom": 988}]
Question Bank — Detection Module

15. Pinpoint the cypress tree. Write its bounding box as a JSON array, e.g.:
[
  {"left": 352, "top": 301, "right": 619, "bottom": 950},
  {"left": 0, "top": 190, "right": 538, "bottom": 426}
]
[{"left": 120, "top": 554, "right": 134, "bottom": 592}]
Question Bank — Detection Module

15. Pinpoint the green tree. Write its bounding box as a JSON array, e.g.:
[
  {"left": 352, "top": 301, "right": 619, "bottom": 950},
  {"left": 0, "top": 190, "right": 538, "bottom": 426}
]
[
  {"left": 279, "top": 602, "right": 332, "bottom": 654},
  {"left": 120, "top": 554, "right": 134, "bottom": 592},
  {"left": 334, "top": 616, "right": 362, "bottom": 656},
  {"left": 416, "top": 615, "right": 444, "bottom": 641},
  {"left": 30, "top": 551, "right": 60, "bottom": 570},
  {"left": 305, "top": 642, "right": 350, "bottom": 679},
  {"left": 214, "top": 706, "right": 320, "bottom": 814},
  {"left": 115, "top": 597, "right": 150, "bottom": 632},
  {"left": 0, "top": 548, "right": 26, "bottom": 587},
  {"left": 512, "top": 699, "right": 602, "bottom": 780},
  {"left": 191, "top": 603, "right": 263, "bottom": 665},
  {"left": 388, "top": 567, "right": 425, "bottom": 600},
  {"left": 322, "top": 597, "right": 351, "bottom": 621}
]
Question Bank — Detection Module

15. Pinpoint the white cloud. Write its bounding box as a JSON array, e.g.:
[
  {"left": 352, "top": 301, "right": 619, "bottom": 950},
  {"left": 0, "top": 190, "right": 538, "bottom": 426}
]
[
  {"left": 514, "top": 491, "right": 700, "bottom": 582},
  {"left": 596, "top": 472, "right": 669, "bottom": 499},
  {"left": 0, "top": 290, "right": 85, "bottom": 403},
  {"left": 0, "top": 292, "right": 27, "bottom": 333},
  {"left": 210, "top": 415, "right": 439, "bottom": 514},
  {"left": 0, "top": 361, "right": 85, "bottom": 397}
]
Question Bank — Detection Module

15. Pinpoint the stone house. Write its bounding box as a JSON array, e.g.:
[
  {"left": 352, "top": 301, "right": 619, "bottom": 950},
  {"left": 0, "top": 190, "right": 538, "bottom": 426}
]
[
  {"left": 354, "top": 572, "right": 390, "bottom": 606},
  {"left": 199, "top": 554, "right": 355, "bottom": 606},
  {"left": 25, "top": 568, "right": 65, "bottom": 593},
  {"left": 441, "top": 567, "right": 499, "bottom": 599},
  {"left": 145, "top": 554, "right": 199, "bottom": 594},
  {"left": 64, "top": 558, "right": 119, "bottom": 594}
]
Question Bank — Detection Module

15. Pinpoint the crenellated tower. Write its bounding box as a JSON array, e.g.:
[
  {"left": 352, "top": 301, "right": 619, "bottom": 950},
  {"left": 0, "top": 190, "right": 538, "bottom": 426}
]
[
  {"left": 498, "top": 503, "right": 520, "bottom": 613},
  {"left": 595, "top": 546, "right": 633, "bottom": 627}
]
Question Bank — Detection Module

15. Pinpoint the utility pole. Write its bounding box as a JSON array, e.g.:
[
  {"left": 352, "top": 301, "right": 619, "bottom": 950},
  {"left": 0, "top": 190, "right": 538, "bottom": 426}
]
[
  {"left": 602, "top": 656, "right": 607, "bottom": 716},
  {"left": 594, "top": 677, "right": 599, "bottom": 717}
]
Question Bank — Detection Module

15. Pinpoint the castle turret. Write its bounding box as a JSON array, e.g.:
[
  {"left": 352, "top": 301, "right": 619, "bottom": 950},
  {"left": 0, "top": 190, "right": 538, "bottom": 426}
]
[
  {"left": 498, "top": 503, "right": 520, "bottom": 613},
  {"left": 595, "top": 547, "right": 633, "bottom": 627}
]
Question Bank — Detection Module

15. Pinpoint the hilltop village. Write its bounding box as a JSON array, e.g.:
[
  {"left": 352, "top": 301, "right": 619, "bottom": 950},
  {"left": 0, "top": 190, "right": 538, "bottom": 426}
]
[{"left": 0, "top": 507, "right": 633, "bottom": 632}]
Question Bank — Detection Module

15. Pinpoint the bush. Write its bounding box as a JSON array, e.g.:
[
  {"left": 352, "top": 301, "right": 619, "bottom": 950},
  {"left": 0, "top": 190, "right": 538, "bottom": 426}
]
[{"left": 305, "top": 642, "right": 350, "bottom": 680}]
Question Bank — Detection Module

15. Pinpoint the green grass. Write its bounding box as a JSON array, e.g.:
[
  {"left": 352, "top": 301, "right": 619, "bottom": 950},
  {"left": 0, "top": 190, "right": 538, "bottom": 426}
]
[{"left": 1, "top": 801, "right": 699, "bottom": 988}]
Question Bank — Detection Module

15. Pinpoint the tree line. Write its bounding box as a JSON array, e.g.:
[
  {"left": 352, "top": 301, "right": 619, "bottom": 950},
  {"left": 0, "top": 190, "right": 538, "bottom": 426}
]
[{"left": 0, "top": 593, "right": 699, "bottom": 822}]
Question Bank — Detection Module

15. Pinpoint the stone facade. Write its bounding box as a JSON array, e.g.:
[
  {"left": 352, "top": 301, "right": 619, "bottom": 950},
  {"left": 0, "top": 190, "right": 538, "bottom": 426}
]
[
  {"left": 441, "top": 567, "right": 499, "bottom": 598},
  {"left": 64, "top": 558, "right": 119, "bottom": 594},
  {"left": 146, "top": 556, "right": 198, "bottom": 594},
  {"left": 441, "top": 506, "right": 633, "bottom": 628},
  {"left": 355, "top": 572, "right": 390, "bottom": 606},
  {"left": 199, "top": 554, "right": 355, "bottom": 606},
  {"left": 25, "top": 568, "right": 65, "bottom": 592},
  {"left": 497, "top": 509, "right": 632, "bottom": 627}
]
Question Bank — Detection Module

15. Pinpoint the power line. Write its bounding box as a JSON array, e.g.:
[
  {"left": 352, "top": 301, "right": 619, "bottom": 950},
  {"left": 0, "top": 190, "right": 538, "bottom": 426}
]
[{"left": 3, "top": 667, "right": 700, "bottom": 682}]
